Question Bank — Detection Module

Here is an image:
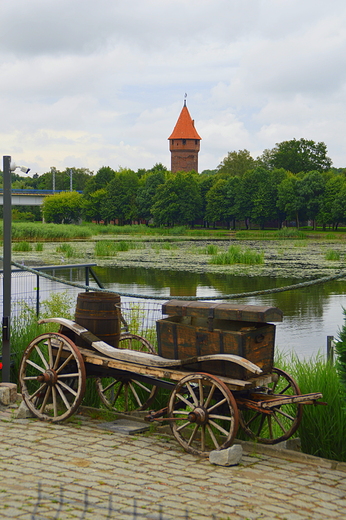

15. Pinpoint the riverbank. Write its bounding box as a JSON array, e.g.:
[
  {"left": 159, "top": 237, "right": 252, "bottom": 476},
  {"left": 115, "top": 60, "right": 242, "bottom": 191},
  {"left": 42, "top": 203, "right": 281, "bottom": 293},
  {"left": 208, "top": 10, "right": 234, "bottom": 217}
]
[{"left": 10, "top": 235, "right": 346, "bottom": 279}]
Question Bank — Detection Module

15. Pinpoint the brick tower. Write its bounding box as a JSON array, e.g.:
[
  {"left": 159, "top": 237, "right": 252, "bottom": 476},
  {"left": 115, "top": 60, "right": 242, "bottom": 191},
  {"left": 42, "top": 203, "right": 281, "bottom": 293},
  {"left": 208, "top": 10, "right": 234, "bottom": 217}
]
[{"left": 168, "top": 100, "right": 201, "bottom": 173}]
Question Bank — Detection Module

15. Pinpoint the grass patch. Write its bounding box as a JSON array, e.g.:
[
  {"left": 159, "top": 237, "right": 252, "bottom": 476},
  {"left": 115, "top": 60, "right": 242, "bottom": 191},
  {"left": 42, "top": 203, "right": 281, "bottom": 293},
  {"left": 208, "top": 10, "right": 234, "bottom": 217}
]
[
  {"left": 94, "top": 240, "right": 143, "bottom": 256},
  {"left": 275, "top": 227, "right": 306, "bottom": 239},
  {"left": 210, "top": 245, "right": 264, "bottom": 265},
  {"left": 325, "top": 249, "right": 341, "bottom": 261},
  {"left": 275, "top": 353, "right": 346, "bottom": 462},
  {"left": 12, "top": 241, "right": 32, "bottom": 252},
  {"left": 200, "top": 244, "right": 218, "bottom": 255},
  {"left": 35, "top": 242, "right": 44, "bottom": 251},
  {"left": 56, "top": 243, "right": 76, "bottom": 258},
  {"left": 8, "top": 222, "right": 93, "bottom": 241}
]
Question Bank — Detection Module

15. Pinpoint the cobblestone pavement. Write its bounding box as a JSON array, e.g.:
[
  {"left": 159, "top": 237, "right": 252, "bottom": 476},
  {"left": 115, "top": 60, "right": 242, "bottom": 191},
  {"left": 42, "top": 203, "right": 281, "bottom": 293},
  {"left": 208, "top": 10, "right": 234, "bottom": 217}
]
[{"left": 0, "top": 406, "right": 345, "bottom": 520}]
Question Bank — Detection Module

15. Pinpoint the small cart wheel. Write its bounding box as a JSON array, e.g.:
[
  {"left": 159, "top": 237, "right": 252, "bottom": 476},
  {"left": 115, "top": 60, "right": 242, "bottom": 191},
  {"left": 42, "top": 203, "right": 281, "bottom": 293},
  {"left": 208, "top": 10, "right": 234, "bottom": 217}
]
[
  {"left": 19, "top": 332, "right": 86, "bottom": 422},
  {"left": 95, "top": 333, "right": 158, "bottom": 412},
  {"left": 167, "top": 373, "right": 239, "bottom": 457},
  {"left": 238, "top": 367, "right": 303, "bottom": 444}
]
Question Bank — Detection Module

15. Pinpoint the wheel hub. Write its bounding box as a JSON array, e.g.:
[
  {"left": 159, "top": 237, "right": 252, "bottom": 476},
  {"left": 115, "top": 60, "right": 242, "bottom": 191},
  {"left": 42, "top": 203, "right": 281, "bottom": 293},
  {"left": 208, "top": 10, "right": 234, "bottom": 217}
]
[
  {"left": 37, "top": 369, "right": 57, "bottom": 386},
  {"left": 188, "top": 407, "right": 208, "bottom": 425}
]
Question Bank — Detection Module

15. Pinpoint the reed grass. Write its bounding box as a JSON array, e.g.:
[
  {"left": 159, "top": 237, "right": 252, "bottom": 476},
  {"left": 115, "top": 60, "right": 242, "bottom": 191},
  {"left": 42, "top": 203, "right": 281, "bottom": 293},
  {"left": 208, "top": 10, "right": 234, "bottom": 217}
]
[
  {"left": 12, "top": 241, "right": 32, "bottom": 252},
  {"left": 210, "top": 245, "right": 264, "bottom": 265},
  {"left": 325, "top": 249, "right": 340, "bottom": 261},
  {"left": 8, "top": 222, "right": 93, "bottom": 241},
  {"left": 94, "top": 240, "right": 144, "bottom": 256},
  {"left": 275, "top": 352, "right": 346, "bottom": 461},
  {"left": 200, "top": 244, "right": 218, "bottom": 255},
  {"left": 35, "top": 242, "right": 44, "bottom": 251},
  {"left": 56, "top": 243, "right": 76, "bottom": 258},
  {"left": 275, "top": 227, "right": 306, "bottom": 239}
]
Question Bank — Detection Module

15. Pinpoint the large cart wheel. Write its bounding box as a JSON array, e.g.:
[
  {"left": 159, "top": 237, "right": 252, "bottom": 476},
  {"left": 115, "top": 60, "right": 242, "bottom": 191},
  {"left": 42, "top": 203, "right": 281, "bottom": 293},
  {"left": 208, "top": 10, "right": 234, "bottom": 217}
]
[
  {"left": 95, "top": 333, "right": 158, "bottom": 413},
  {"left": 167, "top": 373, "right": 239, "bottom": 457},
  {"left": 238, "top": 367, "right": 303, "bottom": 444},
  {"left": 19, "top": 332, "right": 86, "bottom": 422}
]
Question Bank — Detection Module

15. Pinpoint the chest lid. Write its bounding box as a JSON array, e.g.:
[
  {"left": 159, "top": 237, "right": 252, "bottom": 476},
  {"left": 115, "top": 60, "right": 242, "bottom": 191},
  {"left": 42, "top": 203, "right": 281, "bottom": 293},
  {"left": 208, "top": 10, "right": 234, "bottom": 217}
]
[{"left": 162, "top": 300, "right": 283, "bottom": 323}]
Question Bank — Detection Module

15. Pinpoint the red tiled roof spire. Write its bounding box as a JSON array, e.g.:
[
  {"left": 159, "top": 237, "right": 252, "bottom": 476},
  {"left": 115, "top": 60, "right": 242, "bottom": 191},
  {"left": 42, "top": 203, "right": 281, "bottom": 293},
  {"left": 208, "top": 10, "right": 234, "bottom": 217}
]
[{"left": 168, "top": 101, "right": 202, "bottom": 141}]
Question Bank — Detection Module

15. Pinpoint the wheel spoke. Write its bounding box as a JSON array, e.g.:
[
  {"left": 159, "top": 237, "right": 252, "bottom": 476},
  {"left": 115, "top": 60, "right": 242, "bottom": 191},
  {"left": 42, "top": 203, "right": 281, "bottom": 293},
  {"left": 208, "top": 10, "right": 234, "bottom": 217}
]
[
  {"left": 187, "top": 424, "right": 200, "bottom": 446},
  {"left": 129, "top": 381, "right": 143, "bottom": 407},
  {"left": 186, "top": 383, "right": 198, "bottom": 406},
  {"left": 55, "top": 353, "right": 74, "bottom": 375},
  {"left": 272, "top": 406, "right": 295, "bottom": 422},
  {"left": 209, "top": 414, "right": 234, "bottom": 421},
  {"left": 176, "top": 393, "right": 195, "bottom": 408},
  {"left": 208, "top": 397, "right": 227, "bottom": 413},
  {"left": 53, "top": 340, "right": 64, "bottom": 370},
  {"left": 271, "top": 410, "right": 289, "bottom": 433},
  {"left": 52, "top": 386, "right": 58, "bottom": 417},
  {"left": 201, "top": 425, "right": 206, "bottom": 452},
  {"left": 279, "top": 383, "right": 292, "bottom": 394},
  {"left": 28, "top": 383, "right": 46, "bottom": 401},
  {"left": 26, "top": 359, "right": 45, "bottom": 374},
  {"left": 198, "top": 379, "right": 204, "bottom": 406},
  {"left": 133, "top": 380, "right": 152, "bottom": 394},
  {"left": 209, "top": 419, "right": 230, "bottom": 437},
  {"left": 176, "top": 421, "right": 191, "bottom": 433},
  {"left": 58, "top": 373, "right": 80, "bottom": 379},
  {"left": 102, "top": 379, "right": 118, "bottom": 393},
  {"left": 47, "top": 337, "right": 54, "bottom": 368},
  {"left": 40, "top": 386, "right": 51, "bottom": 413},
  {"left": 206, "top": 424, "right": 220, "bottom": 450},
  {"left": 256, "top": 413, "right": 267, "bottom": 437},
  {"left": 111, "top": 382, "right": 124, "bottom": 406},
  {"left": 57, "top": 380, "right": 78, "bottom": 397},
  {"left": 204, "top": 384, "right": 216, "bottom": 409},
  {"left": 34, "top": 345, "right": 49, "bottom": 370},
  {"left": 55, "top": 383, "right": 71, "bottom": 410},
  {"left": 172, "top": 410, "right": 190, "bottom": 415}
]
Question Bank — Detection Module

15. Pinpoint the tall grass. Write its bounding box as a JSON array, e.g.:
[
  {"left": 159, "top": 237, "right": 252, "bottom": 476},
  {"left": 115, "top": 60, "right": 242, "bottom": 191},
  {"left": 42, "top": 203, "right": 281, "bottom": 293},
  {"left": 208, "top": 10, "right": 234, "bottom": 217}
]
[
  {"left": 8, "top": 222, "right": 93, "bottom": 241},
  {"left": 56, "top": 243, "right": 76, "bottom": 258},
  {"left": 275, "top": 227, "right": 306, "bottom": 239},
  {"left": 210, "top": 245, "right": 264, "bottom": 265},
  {"left": 12, "top": 241, "right": 32, "bottom": 252},
  {"left": 200, "top": 244, "right": 218, "bottom": 255},
  {"left": 275, "top": 353, "right": 346, "bottom": 462},
  {"left": 325, "top": 249, "right": 341, "bottom": 261},
  {"left": 95, "top": 240, "right": 143, "bottom": 256}
]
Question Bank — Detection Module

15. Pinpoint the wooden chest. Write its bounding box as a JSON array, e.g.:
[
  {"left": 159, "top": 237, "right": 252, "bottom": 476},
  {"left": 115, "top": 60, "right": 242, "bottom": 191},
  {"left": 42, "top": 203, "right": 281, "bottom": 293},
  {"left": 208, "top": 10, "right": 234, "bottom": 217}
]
[{"left": 156, "top": 300, "right": 283, "bottom": 380}]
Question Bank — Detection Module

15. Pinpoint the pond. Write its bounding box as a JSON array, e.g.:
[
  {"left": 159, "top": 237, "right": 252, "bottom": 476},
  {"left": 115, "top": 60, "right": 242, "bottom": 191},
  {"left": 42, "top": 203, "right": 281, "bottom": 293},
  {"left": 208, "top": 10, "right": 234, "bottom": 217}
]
[{"left": 92, "top": 265, "right": 346, "bottom": 360}]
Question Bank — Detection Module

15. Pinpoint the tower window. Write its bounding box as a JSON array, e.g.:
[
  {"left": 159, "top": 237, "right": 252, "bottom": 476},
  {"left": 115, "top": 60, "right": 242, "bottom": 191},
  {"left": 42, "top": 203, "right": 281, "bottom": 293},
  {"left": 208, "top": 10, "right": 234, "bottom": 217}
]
[{"left": 182, "top": 139, "right": 186, "bottom": 145}]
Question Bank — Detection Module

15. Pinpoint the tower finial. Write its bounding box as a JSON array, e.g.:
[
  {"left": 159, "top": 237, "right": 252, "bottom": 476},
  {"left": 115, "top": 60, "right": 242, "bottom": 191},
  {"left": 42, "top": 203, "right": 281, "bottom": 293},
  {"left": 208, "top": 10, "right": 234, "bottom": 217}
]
[{"left": 184, "top": 93, "right": 187, "bottom": 107}]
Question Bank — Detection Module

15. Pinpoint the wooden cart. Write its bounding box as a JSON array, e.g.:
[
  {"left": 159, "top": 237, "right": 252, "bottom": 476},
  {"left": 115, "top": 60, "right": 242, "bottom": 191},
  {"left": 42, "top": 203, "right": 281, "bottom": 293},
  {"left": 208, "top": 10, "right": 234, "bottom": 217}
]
[{"left": 18, "top": 299, "right": 324, "bottom": 457}]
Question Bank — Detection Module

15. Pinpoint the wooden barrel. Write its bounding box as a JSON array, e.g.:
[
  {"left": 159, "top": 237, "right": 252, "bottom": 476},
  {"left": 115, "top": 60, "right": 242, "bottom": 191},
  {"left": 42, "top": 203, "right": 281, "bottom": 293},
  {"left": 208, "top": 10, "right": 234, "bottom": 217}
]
[{"left": 75, "top": 292, "right": 121, "bottom": 348}]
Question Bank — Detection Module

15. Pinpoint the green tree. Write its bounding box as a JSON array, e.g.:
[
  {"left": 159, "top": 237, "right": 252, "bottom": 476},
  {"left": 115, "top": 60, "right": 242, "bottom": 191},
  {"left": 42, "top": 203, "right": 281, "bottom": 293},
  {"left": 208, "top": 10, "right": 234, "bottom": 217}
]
[
  {"left": 299, "top": 171, "right": 326, "bottom": 229},
  {"left": 217, "top": 149, "right": 257, "bottom": 178},
  {"left": 37, "top": 167, "right": 93, "bottom": 191},
  {"left": 136, "top": 165, "right": 167, "bottom": 222},
  {"left": 277, "top": 175, "right": 305, "bottom": 228},
  {"left": 320, "top": 176, "right": 346, "bottom": 230},
  {"left": 82, "top": 188, "right": 107, "bottom": 223},
  {"left": 83, "top": 166, "right": 116, "bottom": 197},
  {"left": 151, "top": 172, "right": 202, "bottom": 226},
  {"left": 42, "top": 191, "right": 83, "bottom": 224},
  {"left": 262, "top": 138, "right": 332, "bottom": 173},
  {"left": 103, "top": 169, "right": 139, "bottom": 225}
]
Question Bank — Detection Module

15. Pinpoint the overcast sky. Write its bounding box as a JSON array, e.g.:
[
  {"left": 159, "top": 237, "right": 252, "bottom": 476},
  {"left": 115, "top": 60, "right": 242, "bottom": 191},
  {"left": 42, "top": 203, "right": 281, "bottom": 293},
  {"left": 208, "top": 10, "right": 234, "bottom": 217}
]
[{"left": 1, "top": 0, "right": 346, "bottom": 176}]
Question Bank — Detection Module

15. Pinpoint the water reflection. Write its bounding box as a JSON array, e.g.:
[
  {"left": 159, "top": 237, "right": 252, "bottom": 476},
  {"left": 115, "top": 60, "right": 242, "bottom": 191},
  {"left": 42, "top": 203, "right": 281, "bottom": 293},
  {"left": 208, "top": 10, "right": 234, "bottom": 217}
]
[{"left": 93, "top": 266, "right": 346, "bottom": 359}]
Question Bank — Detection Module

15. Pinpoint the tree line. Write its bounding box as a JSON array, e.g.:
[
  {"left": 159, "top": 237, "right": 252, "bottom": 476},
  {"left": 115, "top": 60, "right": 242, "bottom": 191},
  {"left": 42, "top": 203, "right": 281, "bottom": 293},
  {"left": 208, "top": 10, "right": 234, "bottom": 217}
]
[{"left": 3, "top": 138, "right": 346, "bottom": 230}]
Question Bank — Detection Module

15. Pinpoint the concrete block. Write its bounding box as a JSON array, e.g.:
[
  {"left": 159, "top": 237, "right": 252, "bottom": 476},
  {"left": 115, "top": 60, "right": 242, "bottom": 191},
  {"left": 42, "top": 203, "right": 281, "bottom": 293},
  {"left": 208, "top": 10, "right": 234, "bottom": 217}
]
[
  {"left": 209, "top": 444, "right": 243, "bottom": 466},
  {"left": 0, "top": 383, "right": 18, "bottom": 405},
  {"left": 16, "top": 400, "right": 35, "bottom": 419}
]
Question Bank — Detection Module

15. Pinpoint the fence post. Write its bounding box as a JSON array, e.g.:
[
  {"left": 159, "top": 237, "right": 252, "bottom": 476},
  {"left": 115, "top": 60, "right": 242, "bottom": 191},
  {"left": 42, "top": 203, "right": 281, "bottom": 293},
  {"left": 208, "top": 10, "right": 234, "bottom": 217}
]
[
  {"left": 327, "top": 336, "right": 334, "bottom": 363},
  {"left": 36, "top": 272, "right": 40, "bottom": 316}
]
